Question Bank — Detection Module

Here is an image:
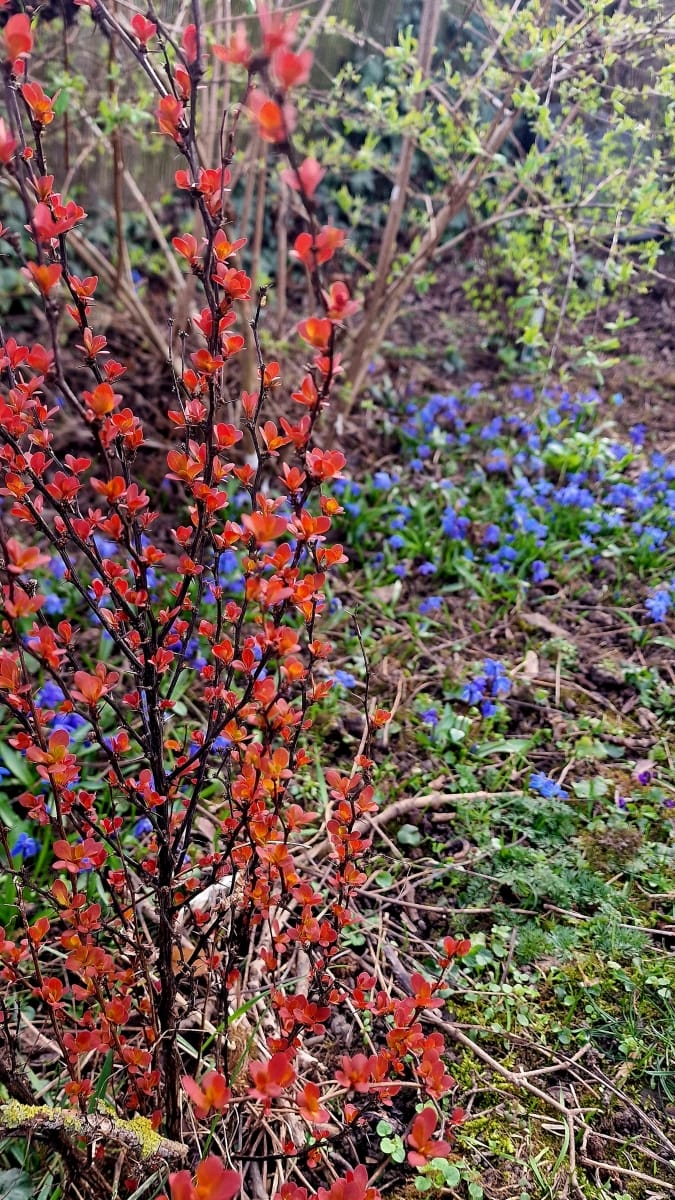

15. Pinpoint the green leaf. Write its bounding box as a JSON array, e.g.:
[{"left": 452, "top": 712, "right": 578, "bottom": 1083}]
[
  {"left": 0, "top": 743, "right": 33, "bottom": 788},
  {"left": 397, "top": 823, "right": 421, "bottom": 847},
  {"left": 473, "top": 738, "right": 532, "bottom": 757},
  {"left": 375, "top": 871, "right": 394, "bottom": 887},
  {"left": 89, "top": 1048, "right": 114, "bottom": 1112},
  {"left": 0, "top": 1170, "right": 33, "bottom": 1200},
  {"left": 433, "top": 1160, "right": 460, "bottom": 1185},
  {"left": 53, "top": 90, "right": 72, "bottom": 118}
]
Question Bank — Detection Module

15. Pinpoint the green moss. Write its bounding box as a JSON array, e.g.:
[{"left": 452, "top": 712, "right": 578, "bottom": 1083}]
[{"left": 0, "top": 1101, "right": 178, "bottom": 1162}]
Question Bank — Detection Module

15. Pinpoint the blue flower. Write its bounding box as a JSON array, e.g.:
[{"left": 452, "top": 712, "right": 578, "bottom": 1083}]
[
  {"left": 334, "top": 669, "right": 357, "bottom": 689},
  {"left": 53, "top": 713, "right": 87, "bottom": 734},
  {"left": 639, "top": 525, "right": 667, "bottom": 551},
  {"left": 43, "top": 594, "right": 65, "bottom": 615},
  {"left": 418, "top": 596, "right": 443, "bottom": 616},
  {"left": 37, "top": 681, "right": 65, "bottom": 708},
  {"left": 481, "top": 417, "right": 503, "bottom": 441},
  {"left": 441, "top": 508, "right": 469, "bottom": 540},
  {"left": 417, "top": 561, "right": 437, "bottom": 576},
  {"left": 133, "top": 817, "right": 153, "bottom": 838},
  {"left": 420, "top": 707, "right": 439, "bottom": 726},
  {"left": 49, "top": 557, "right": 67, "bottom": 581},
  {"left": 93, "top": 535, "right": 119, "bottom": 559},
  {"left": 461, "top": 679, "right": 485, "bottom": 705},
  {"left": 483, "top": 659, "right": 511, "bottom": 697},
  {"left": 645, "top": 589, "right": 671, "bottom": 623},
  {"left": 486, "top": 450, "right": 509, "bottom": 473},
  {"left": 373, "top": 471, "right": 394, "bottom": 490},
  {"left": 12, "top": 832, "right": 39, "bottom": 859},
  {"left": 529, "top": 772, "right": 568, "bottom": 800},
  {"left": 388, "top": 534, "right": 405, "bottom": 551},
  {"left": 531, "top": 560, "right": 549, "bottom": 583}
]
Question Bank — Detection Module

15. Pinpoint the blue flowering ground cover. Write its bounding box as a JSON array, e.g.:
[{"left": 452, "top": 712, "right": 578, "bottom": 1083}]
[{"left": 322, "top": 381, "right": 675, "bottom": 1192}]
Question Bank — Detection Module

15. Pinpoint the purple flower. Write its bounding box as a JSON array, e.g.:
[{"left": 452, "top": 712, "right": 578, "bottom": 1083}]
[{"left": 632, "top": 760, "right": 653, "bottom": 786}]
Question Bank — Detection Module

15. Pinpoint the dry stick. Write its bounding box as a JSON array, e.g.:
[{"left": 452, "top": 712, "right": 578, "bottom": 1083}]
[
  {"left": 430, "top": 1016, "right": 583, "bottom": 1119},
  {"left": 450, "top": 0, "right": 524, "bottom": 119},
  {"left": 434, "top": 1022, "right": 675, "bottom": 1193},
  {"left": 344, "top": 11, "right": 614, "bottom": 406},
  {"left": 298, "top": 0, "right": 335, "bottom": 53},
  {"left": 108, "top": 3, "right": 133, "bottom": 292},
  {"left": 276, "top": 179, "right": 288, "bottom": 334},
  {"left": 344, "top": 104, "right": 520, "bottom": 407},
  {"left": 306, "top": 789, "right": 522, "bottom": 862},
  {"left": 122, "top": 165, "right": 185, "bottom": 290},
  {"left": 73, "top": 103, "right": 184, "bottom": 290},
  {"left": 0, "top": 1101, "right": 188, "bottom": 1167},
  {"left": 578, "top": 1156, "right": 675, "bottom": 1192},
  {"left": 251, "top": 142, "right": 269, "bottom": 293},
  {"left": 346, "top": 0, "right": 441, "bottom": 385},
  {"left": 206, "top": 0, "right": 230, "bottom": 168},
  {"left": 239, "top": 134, "right": 263, "bottom": 395},
  {"left": 578, "top": 1063, "right": 675, "bottom": 1160},
  {"left": 0, "top": 1065, "right": 111, "bottom": 1200},
  {"left": 66, "top": 230, "right": 169, "bottom": 360}
]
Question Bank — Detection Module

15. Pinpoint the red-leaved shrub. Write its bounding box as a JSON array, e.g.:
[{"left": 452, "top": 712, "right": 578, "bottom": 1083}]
[{"left": 0, "top": 5, "right": 467, "bottom": 1197}]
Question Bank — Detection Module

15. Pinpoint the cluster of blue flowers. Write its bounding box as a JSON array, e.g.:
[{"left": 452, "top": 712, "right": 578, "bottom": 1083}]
[
  {"left": 36, "top": 680, "right": 87, "bottom": 734},
  {"left": 335, "top": 384, "right": 674, "bottom": 612},
  {"left": 461, "top": 659, "right": 511, "bottom": 717}
]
